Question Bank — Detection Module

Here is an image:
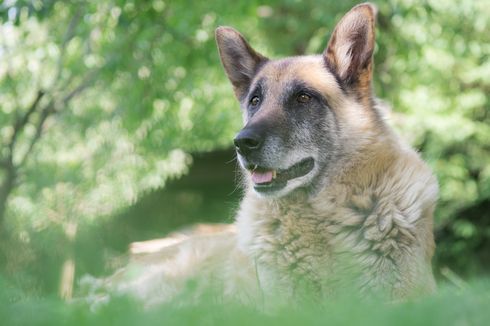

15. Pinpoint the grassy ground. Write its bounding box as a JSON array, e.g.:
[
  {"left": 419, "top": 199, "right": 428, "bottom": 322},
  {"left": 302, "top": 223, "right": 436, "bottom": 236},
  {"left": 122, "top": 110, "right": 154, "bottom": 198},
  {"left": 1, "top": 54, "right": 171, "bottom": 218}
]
[{"left": 1, "top": 278, "right": 489, "bottom": 326}]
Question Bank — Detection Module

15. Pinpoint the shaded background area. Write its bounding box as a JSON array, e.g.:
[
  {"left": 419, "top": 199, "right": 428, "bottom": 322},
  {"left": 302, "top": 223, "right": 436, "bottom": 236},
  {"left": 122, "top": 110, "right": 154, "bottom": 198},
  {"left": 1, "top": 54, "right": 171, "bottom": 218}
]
[{"left": 0, "top": 0, "right": 488, "bottom": 300}]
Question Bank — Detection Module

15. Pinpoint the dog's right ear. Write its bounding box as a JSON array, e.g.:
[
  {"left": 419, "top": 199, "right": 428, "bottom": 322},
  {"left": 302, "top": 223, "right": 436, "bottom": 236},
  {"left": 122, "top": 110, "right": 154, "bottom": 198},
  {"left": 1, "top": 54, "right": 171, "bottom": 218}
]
[{"left": 215, "top": 27, "right": 268, "bottom": 100}]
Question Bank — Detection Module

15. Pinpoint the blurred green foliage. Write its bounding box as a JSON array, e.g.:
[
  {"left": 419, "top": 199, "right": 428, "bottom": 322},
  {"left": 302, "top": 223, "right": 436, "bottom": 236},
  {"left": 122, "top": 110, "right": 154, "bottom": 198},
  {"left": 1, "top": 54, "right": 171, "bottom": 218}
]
[
  {"left": 0, "top": 0, "right": 488, "bottom": 300},
  {"left": 1, "top": 276, "right": 490, "bottom": 326}
]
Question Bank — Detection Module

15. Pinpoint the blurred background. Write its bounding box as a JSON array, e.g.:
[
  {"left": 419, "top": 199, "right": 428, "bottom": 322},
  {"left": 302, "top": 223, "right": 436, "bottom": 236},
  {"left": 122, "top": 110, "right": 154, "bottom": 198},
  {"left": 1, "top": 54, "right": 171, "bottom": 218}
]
[{"left": 0, "top": 0, "right": 488, "bottom": 302}]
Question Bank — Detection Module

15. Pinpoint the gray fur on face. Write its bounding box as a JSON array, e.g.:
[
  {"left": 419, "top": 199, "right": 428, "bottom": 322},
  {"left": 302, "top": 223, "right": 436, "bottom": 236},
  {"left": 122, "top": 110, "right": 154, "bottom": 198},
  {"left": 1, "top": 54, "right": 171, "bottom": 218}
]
[{"left": 235, "top": 58, "right": 345, "bottom": 197}]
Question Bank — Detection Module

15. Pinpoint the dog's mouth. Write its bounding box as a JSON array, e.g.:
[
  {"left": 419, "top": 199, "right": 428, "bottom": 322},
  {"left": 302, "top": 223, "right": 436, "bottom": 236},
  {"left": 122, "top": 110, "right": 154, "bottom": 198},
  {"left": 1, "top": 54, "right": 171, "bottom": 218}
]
[{"left": 247, "top": 157, "right": 315, "bottom": 193}]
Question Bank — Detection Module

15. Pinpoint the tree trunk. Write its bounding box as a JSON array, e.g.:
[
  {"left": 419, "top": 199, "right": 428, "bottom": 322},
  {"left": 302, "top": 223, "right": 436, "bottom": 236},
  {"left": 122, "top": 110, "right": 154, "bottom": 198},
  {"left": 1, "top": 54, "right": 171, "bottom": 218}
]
[
  {"left": 0, "top": 163, "right": 16, "bottom": 228},
  {"left": 59, "top": 221, "right": 77, "bottom": 300}
]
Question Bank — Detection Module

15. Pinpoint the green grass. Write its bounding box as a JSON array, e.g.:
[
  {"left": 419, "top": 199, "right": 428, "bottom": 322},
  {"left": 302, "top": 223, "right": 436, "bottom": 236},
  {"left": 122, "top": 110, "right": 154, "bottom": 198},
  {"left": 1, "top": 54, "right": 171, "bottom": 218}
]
[{"left": 1, "top": 278, "right": 489, "bottom": 326}]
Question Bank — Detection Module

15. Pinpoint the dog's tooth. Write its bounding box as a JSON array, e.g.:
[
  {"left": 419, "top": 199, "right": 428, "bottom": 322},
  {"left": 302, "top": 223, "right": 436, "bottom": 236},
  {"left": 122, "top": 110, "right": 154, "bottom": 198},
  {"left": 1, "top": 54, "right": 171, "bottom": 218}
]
[
  {"left": 254, "top": 165, "right": 258, "bottom": 171},
  {"left": 272, "top": 170, "right": 277, "bottom": 179}
]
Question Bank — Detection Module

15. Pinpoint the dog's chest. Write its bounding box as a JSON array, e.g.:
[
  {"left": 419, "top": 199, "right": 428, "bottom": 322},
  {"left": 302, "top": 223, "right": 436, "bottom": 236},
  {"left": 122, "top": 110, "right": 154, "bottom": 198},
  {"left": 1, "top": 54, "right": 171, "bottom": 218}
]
[
  {"left": 237, "top": 189, "right": 418, "bottom": 299},
  {"left": 238, "top": 198, "right": 339, "bottom": 297},
  {"left": 261, "top": 209, "right": 329, "bottom": 277}
]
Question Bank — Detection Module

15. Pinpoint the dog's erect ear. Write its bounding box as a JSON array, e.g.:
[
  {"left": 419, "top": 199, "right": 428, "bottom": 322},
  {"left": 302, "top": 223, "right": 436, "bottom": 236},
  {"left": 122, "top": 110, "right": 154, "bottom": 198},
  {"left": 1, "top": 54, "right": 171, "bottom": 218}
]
[
  {"left": 215, "top": 27, "right": 268, "bottom": 100},
  {"left": 324, "top": 3, "right": 376, "bottom": 88}
]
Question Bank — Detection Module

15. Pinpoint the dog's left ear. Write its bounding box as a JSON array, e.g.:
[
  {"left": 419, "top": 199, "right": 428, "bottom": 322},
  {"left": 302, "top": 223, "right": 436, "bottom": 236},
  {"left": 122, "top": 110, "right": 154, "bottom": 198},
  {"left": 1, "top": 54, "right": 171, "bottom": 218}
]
[
  {"left": 324, "top": 3, "right": 377, "bottom": 89},
  {"left": 215, "top": 27, "right": 268, "bottom": 100}
]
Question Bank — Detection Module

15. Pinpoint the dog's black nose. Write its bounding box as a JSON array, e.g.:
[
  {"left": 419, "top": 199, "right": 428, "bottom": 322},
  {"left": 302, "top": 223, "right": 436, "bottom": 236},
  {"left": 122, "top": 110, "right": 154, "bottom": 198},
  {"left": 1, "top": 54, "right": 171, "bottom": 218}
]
[{"left": 234, "top": 129, "right": 262, "bottom": 156}]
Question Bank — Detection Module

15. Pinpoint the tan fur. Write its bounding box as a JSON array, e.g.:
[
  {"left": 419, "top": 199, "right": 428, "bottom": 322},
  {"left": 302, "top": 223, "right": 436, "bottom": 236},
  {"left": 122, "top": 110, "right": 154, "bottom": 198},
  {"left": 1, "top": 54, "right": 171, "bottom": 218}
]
[{"left": 100, "top": 3, "right": 438, "bottom": 308}]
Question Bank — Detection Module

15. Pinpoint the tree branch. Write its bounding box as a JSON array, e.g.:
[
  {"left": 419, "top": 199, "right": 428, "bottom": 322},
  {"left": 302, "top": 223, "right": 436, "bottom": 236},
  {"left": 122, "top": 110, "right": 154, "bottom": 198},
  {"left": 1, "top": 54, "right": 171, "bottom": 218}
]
[
  {"left": 18, "top": 68, "right": 101, "bottom": 167},
  {"left": 17, "top": 100, "right": 55, "bottom": 168},
  {"left": 62, "top": 69, "right": 100, "bottom": 104},
  {"left": 8, "top": 90, "right": 46, "bottom": 158},
  {"left": 1, "top": 7, "right": 82, "bottom": 164}
]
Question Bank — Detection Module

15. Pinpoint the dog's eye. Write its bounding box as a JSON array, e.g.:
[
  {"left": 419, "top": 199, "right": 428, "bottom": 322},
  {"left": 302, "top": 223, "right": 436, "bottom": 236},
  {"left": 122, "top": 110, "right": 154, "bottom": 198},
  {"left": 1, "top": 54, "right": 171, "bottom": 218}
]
[
  {"left": 297, "top": 93, "right": 311, "bottom": 104},
  {"left": 250, "top": 96, "right": 260, "bottom": 107}
]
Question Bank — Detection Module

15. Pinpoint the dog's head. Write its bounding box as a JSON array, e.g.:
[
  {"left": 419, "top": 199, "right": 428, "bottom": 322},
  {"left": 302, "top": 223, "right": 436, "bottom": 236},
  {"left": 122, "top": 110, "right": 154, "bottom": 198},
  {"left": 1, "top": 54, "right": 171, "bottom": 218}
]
[{"left": 216, "top": 3, "right": 380, "bottom": 198}]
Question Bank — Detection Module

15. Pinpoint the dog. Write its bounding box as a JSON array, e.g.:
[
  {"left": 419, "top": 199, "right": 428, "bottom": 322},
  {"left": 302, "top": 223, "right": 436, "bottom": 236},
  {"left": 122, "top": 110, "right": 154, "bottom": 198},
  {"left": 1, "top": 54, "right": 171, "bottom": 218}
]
[{"left": 94, "top": 2, "right": 438, "bottom": 308}]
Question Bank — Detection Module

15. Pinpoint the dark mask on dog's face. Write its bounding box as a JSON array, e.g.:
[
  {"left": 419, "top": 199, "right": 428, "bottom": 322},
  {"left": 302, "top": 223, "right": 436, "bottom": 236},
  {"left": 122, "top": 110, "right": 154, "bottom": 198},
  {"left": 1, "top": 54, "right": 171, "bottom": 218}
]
[{"left": 216, "top": 4, "right": 377, "bottom": 198}]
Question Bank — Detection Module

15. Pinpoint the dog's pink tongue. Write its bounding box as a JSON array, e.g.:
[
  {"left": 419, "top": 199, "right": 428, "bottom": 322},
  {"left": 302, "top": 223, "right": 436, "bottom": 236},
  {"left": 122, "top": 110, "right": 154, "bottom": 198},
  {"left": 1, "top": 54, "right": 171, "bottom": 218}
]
[{"left": 251, "top": 170, "right": 273, "bottom": 184}]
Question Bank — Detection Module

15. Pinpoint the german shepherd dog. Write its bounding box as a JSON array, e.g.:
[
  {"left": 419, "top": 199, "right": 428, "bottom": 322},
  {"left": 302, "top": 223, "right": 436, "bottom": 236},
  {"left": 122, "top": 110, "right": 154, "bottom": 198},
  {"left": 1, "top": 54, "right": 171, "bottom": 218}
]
[
  {"left": 215, "top": 2, "right": 437, "bottom": 301},
  {"left": 96, "top": 2, "right": 437, "bottom": 307}
]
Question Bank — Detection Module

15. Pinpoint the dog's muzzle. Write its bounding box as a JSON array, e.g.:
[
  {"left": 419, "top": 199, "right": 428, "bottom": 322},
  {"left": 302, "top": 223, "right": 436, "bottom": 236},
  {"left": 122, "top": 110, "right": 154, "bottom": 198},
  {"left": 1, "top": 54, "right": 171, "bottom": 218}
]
[{"left": 234, "top": 125, "right": 315, "bottom": 194}]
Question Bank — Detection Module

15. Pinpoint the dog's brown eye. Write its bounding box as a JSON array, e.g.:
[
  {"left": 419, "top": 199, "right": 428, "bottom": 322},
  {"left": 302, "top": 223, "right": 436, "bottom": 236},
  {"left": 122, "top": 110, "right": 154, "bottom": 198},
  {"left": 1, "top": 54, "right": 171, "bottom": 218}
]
[
  {"left": 297, "top": 93, "right": 311, "bottom": 103},
  {"left": 250, "top": 96, "right": 260, "bottom": 107}
]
